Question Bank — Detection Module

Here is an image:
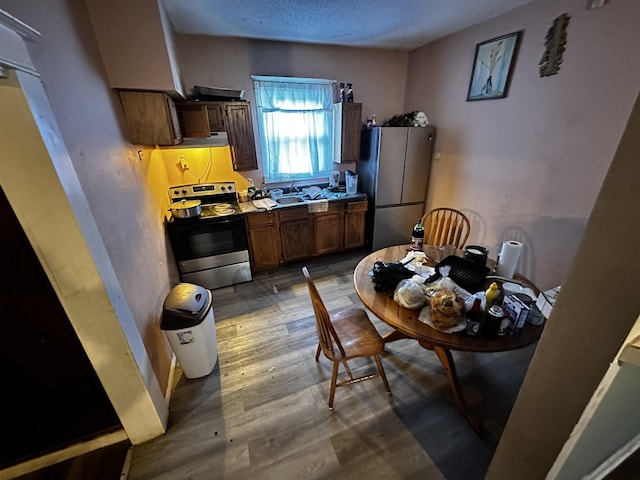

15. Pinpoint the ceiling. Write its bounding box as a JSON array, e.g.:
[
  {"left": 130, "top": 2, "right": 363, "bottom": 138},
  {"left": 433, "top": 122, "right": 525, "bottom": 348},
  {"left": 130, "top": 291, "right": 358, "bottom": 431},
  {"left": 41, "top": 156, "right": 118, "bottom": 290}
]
[{"left": 162, "top": 0, "right": 535, "bottom": 51}]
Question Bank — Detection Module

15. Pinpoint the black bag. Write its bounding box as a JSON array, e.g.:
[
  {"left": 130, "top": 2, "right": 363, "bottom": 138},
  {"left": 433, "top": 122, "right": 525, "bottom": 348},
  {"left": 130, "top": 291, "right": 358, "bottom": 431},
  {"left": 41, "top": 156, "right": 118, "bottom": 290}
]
[
  {"left": 370, "top": 261, "right": 414, "bottom": 292},
  {"left": 425, "top": 255, "right": 489, "bottom": 293}
]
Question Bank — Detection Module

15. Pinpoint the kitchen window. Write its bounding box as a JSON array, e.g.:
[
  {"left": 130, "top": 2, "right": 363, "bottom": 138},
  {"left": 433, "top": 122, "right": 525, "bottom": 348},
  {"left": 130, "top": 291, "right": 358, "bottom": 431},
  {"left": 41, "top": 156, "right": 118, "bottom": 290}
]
[{"left": 252, "top": 76, "right": 338, "bottom": 183}]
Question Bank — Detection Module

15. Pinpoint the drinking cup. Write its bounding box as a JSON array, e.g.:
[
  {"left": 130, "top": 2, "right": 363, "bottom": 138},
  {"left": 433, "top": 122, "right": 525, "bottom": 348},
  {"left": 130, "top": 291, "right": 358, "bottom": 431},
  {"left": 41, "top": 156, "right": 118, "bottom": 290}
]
[
  {"left": 424, "top": 244, "right": 455, "bottom": 263},
  {"left": 270, "top": 188, "right": 283, "bottom": 199},
  {"left": 345, "top": 174, "right": 358, "bottom": 194}
]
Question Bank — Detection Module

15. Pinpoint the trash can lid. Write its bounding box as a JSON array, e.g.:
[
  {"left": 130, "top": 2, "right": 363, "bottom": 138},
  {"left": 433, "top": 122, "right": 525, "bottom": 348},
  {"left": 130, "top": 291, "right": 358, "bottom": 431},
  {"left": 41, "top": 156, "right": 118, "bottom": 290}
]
[{"left": 161, "top": 283, "right": 212, "bottom": 330}]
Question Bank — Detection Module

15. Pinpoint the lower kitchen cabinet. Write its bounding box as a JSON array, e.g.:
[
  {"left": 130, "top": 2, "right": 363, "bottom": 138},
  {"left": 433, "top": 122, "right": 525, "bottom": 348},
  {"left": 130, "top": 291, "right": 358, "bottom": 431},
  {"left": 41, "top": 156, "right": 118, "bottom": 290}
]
[
  {"left": 313, "top": 203, "right": 344, "bottom": 255},
  {"left": 344, "top": 199, "right": 368, "bottom": 249},
  {"left": 279, "top": 207, "right": 313, "bottom": 263},
  {"left": 246, "top": 211, "right": 281, "bottom": 271},
  {"left": 246, "top": 197, "right": 368, "bottom": 272}
]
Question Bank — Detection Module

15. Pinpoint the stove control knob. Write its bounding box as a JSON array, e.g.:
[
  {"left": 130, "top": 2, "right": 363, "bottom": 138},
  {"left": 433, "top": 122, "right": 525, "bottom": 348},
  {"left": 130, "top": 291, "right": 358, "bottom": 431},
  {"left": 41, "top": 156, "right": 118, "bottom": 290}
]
[
  {"left": 182, "top": 189, "right": 187, "bottom": 194},
  {"left": 221, "top": 186, "right": 226, "bottom": 191},
  {"left": 173, "top": 190, "right": 180, "bottom": 195}
]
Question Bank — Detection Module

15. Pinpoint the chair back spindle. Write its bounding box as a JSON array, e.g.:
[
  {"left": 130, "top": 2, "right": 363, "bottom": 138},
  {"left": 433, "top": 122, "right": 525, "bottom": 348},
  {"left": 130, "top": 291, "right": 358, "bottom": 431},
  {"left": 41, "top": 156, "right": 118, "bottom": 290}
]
[{"left": 421, "top": 208, "right": 470, "bottom": 249}]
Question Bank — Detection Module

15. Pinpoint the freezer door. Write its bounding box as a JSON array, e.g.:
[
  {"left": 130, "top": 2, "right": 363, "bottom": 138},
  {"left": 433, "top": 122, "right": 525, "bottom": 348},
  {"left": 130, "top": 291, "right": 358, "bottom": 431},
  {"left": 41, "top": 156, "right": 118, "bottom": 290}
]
[
  {"left": 401, "top": 126, "right": 434, "bottom": 204},
  {"left": 372, "top": 203, "right": 426, "bottom": 251},
  {"left": 375, "top": 127, "right": 408, "bottom": 206}
]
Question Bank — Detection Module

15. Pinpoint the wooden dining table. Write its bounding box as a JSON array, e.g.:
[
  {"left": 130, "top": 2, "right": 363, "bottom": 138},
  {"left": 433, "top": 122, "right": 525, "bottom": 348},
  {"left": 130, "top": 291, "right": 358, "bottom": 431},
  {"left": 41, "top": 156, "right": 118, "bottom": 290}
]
[{"left": 353, "top": 245, "right": 544, "bottom": 432}]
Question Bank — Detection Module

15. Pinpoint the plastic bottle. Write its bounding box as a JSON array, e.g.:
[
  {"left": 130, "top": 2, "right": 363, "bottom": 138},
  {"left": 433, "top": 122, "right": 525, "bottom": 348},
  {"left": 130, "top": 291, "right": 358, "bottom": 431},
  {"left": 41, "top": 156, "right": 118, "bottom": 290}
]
[
  {"left": 346, "top": 83, "right": 354, "bottom": 103},
  {"left": 465, "top": 297, "right": 483, "bottom": 336},
  {"left": 484, "top": 282, "right": 500, "bottom": 310},
  {"left": 339, "top": 83, "right": 346, "bottom": 103},
  {"left": 410, "top": 220, "right": 424, "bottom": 251}
]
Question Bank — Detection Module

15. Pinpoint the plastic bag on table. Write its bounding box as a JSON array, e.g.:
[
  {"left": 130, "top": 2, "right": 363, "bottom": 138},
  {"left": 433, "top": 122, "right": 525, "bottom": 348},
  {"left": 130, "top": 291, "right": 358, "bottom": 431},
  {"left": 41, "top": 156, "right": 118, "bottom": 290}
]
[
  {"left": 424, "top": 275, "right": 472, "bottom": 302},
  {"left": 393, "top": 278, "right": 428, "bottom": 309},
  {"left": 369, "top": 261, "right": 414, "bottom": 292},
  {"left": 429, "top": 286, "right": 464, "bottom": 330}
]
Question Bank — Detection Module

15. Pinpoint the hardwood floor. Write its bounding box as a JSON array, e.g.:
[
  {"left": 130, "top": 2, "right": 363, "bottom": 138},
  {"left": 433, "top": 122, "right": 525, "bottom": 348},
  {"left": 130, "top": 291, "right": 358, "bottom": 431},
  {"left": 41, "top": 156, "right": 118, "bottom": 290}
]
[{"left": 127, "top": 249, "right": 537, "bottom": 480}]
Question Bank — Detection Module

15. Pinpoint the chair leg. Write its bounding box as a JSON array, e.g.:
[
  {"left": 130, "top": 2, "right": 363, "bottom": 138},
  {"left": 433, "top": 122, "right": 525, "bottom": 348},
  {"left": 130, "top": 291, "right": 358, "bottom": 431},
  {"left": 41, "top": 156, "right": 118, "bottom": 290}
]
[
  {"left": 315, "top": 344, "right": 321, "bottom": 361},
  {"left": 374, "top": 354, "right": 391, "bottom": 395},
  {"left": 342, "top": 360, "right": 354, "bottom": 380},
  {"left": 328, "top": 360, "right": 340, "bottom": 409}
]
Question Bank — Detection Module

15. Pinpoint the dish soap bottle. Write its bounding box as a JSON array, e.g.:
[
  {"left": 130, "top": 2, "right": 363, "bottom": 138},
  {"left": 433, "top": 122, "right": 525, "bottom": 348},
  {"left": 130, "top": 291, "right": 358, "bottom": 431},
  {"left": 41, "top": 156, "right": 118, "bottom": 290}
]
[
  {"left": 410, "top": 220, "right": 424, "bottom": 251},
  {"left": 484, "top": 282, "right": 500, "bottom": 310}
]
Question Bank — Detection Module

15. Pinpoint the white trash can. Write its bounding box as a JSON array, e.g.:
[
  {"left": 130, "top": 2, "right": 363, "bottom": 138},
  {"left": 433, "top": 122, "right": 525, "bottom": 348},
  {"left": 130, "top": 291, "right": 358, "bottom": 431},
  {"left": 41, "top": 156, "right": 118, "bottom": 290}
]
[{"left": 161, "top": 283, "right": 218, "bottom": 379}]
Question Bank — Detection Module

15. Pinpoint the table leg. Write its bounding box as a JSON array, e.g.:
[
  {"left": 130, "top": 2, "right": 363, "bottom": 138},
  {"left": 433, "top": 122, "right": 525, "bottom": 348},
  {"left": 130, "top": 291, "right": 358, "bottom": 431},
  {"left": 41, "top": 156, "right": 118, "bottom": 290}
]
[{"left": 426, "top": 344, "right": 483, "bottom": 433}]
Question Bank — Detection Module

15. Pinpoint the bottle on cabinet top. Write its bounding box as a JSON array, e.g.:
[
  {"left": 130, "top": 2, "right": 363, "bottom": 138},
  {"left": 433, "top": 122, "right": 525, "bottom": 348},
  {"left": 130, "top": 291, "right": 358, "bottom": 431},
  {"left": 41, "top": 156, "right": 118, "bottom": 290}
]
[{"left": 346, "top": 83, "right": 354, "bottom": 103}]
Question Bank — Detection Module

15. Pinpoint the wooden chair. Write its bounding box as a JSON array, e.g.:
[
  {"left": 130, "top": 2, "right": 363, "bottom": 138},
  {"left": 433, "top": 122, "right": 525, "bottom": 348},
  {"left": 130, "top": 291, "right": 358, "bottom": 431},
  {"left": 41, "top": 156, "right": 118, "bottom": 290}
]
[
  {"left": 301, "top": 267, "right": 391, "bottom": 408},
  {"left": 421, "top": 207, "right": 470, "bottom": 249}
]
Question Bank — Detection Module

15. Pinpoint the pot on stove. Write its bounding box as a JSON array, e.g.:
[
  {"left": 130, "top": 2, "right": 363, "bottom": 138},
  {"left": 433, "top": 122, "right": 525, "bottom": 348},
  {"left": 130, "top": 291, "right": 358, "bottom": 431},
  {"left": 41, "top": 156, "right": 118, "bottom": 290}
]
[{"left": 169, "top": 199, "right": 202, "bottom": 219}]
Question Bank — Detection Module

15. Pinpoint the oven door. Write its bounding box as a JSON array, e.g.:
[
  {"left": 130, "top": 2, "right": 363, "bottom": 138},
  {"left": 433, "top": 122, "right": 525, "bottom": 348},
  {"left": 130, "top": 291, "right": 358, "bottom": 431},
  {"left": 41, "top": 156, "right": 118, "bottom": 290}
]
[
  {"left": 167, "top": 215, "right": 249, "bottom": 268},
  {"left": 167, "top": 215, "right": 252, "bottom": 289}
]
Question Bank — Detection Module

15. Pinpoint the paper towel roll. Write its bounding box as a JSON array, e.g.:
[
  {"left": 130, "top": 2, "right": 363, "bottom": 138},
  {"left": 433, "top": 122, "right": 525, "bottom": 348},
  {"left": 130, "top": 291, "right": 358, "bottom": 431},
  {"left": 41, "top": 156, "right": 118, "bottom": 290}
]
[{"left": 496, "top": 240, "right": 523, "bottom": 278}]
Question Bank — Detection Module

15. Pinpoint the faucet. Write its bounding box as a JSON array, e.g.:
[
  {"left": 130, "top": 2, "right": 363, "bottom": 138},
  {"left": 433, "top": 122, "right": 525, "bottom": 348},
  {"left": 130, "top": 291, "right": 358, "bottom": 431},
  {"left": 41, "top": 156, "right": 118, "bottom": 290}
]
[{"left": 289, "top": 179, "right": 296, "bottom": 194}]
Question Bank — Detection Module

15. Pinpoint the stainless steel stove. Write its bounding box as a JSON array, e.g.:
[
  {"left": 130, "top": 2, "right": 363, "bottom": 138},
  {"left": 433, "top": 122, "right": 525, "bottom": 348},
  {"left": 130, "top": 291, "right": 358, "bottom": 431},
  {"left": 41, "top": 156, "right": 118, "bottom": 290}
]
[
  {"left": 169, "top": 182, "right": 241, "bottom": 218},
  {"left": 166, "top": 182, "right": 251, "bottom": 289}
]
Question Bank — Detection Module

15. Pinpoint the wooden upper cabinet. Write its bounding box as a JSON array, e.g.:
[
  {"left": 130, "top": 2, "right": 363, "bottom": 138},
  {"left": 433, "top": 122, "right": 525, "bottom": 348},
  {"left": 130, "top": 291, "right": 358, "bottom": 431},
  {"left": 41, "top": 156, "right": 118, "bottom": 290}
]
[
  {"left": 340, "top": 102, "right": 362, "bottom": 162},
  {"left": 118, "top": 90, "right": 181, "bottom": 146},
  {"left": 176, "top": 101, "right": 258, "bottom": 171},
  {"left": 206, "top": 104, "right": 226, "bottom": 131},
  {"left": 176, "top": 104, "right": 210, "bottom": 137},
  {"left": 225, "top": 103, "right": 258, "bottom": 171}
]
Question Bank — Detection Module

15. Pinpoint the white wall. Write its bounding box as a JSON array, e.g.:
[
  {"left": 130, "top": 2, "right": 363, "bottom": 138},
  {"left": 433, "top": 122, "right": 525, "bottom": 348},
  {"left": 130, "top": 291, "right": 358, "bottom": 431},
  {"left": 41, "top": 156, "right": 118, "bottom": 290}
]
[
  {"left": 0, "top": 0, "right": 175, "bottom": 415},
  {"left": 176, "top": 35, "right": 409, "bottom": 182},
  {"left": 405, "top": 0, "right": 640, "bottom": 290},
  {"left": 488, "top": 82, "right": 640, "bottom": 480}
]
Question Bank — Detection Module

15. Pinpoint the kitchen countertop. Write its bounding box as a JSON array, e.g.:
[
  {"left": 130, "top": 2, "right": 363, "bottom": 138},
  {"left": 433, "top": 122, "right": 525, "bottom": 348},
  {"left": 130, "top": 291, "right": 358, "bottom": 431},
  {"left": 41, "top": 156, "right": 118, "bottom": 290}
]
[{"left": 239, "top": 192, "right": 367, "bottom": 213}]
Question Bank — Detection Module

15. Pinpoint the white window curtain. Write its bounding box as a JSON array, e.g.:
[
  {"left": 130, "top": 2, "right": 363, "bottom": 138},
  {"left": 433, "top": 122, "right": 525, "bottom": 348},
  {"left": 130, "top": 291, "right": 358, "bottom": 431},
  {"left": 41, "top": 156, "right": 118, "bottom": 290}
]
[{"left": 253, "top": 76, "right": 336, "bottom": 183}]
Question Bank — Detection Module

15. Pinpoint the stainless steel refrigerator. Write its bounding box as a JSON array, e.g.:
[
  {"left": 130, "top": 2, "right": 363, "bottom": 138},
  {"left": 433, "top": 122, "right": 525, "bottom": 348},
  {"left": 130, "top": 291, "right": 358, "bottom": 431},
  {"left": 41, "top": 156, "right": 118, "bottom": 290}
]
[{"left": 357, "top": 126, "right": 436, "bottom": 250}]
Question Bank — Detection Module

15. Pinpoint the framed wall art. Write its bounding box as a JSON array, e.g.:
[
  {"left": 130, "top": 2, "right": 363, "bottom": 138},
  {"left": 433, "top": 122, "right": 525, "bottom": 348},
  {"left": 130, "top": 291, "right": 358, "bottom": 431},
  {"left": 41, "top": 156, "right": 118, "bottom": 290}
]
[{"left": 467, "top": 31, "right": 522, "bottom": 101}]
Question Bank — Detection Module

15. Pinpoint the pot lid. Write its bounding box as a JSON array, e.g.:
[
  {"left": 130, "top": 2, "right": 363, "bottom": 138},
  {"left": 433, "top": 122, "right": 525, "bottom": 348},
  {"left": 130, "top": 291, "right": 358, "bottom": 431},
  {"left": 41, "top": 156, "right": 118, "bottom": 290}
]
[{"left": 170, "top": 199, "right": 201, "bottom": 209}]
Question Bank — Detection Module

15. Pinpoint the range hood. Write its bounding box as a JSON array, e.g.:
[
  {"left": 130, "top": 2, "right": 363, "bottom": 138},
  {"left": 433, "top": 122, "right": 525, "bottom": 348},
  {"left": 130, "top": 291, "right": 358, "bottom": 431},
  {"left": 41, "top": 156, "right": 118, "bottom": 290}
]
[{"left": 164, "top": 131, "right": 229, "bottom": 149}]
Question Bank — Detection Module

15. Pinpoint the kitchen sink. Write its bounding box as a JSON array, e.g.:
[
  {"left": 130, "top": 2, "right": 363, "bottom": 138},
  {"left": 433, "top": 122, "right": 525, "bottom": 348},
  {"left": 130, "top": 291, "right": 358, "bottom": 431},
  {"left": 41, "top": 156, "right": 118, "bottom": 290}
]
[{"left": 276, "top": 196, "right": 306, "bottom": 205}]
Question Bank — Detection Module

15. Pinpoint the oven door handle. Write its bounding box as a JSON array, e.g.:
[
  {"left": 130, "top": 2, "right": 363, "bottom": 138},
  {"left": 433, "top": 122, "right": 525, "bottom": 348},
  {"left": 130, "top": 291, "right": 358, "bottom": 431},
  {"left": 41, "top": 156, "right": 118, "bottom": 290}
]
[{"left": 213, "top": 216, "right": 244, "bottom": 225}]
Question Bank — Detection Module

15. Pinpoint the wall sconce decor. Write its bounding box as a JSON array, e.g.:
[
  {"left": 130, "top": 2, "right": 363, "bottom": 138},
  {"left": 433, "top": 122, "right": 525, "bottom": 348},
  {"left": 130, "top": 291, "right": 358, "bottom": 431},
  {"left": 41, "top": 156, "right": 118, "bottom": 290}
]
[{"left": 539, "top": 13, "right": 571, "bottom": 77}]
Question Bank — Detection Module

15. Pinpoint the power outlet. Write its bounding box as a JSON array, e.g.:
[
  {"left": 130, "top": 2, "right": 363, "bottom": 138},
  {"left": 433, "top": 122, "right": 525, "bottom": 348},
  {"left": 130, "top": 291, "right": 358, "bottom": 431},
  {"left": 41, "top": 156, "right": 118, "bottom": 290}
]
[{"left": 179, "top": 157, "right": 189, "bottom": 170}]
